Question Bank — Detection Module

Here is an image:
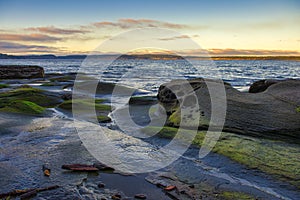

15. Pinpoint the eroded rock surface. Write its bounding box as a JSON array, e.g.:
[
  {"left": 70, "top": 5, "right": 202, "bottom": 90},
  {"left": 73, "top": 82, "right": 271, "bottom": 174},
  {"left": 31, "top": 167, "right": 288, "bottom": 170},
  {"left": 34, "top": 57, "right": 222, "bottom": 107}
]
[{"left": 157, "top": 78, "right": 300, "bottom": 138}]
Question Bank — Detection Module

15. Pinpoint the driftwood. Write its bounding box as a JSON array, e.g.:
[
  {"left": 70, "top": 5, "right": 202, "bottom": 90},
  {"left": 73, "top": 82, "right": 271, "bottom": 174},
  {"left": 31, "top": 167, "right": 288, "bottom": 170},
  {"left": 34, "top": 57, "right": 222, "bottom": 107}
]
[
  {"left": 62, "top": 164, "right": 99, "bottom": 172},
  {"left": 20, "top": 189, "right": 37, "bottom": 199},
  {"left": 0, "top": 185, "right": 59, "bottom": 198},
  {"left": 62, "top": 163, "right": 115, "bottom": 172}
]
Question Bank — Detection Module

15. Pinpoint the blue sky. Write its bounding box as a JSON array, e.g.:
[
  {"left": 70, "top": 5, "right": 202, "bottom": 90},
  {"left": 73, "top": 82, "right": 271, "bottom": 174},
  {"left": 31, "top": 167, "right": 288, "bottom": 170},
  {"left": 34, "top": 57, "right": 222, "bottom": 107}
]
[{"left": 0, "top": 0, "right": 299, "bottom": 55}]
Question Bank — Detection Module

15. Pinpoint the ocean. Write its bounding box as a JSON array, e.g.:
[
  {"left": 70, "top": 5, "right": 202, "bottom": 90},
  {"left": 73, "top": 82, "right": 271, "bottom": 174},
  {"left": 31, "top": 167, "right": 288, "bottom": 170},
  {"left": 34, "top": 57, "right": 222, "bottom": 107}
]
[{"left": 1, "top": 58, "right": 299, "bottom": 92}]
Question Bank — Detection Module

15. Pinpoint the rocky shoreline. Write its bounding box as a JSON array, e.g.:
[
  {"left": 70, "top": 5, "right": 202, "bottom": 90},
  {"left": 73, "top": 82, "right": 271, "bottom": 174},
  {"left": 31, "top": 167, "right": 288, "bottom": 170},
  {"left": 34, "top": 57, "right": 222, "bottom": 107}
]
[
  {"left": 0, "top": 65, "right": 299, "bottom": 199},
  {"left": 157, "top": 78, "right": 300, "bottom": 139}
]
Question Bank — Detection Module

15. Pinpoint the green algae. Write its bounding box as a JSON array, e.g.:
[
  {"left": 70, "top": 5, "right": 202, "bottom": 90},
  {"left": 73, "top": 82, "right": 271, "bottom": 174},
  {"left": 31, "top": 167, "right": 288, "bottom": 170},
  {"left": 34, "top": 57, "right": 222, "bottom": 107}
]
[
  {"left": 97, "top": 115, "right": 112, "bottom": 123},
  {"left": 141, "top": 126, "right": 300, "bottom": 188},
  {"left": 0, "top": 84, "right": 9, "bottom": 89},
  {"left": 220, "top": 191, "right": 256, "bottom": 200},
  {"left": 58, "top": 99, "right": 110, "bottom": 111},
  {"left": 0, "top": 100, "right": 45, "bottom": 115},
  {"left": 0, "top": 87, "right": 61, "bottom": 107}
]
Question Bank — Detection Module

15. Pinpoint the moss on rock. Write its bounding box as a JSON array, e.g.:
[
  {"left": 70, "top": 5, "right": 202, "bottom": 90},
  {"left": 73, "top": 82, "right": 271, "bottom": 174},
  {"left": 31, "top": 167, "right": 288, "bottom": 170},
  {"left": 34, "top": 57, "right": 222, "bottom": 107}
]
[
  {"left": 0, "top": 87, "right": 61, "bottom": 107},
  {"left": 0, "top": 100, "right": 45, "bottom": 115},
  {"left": 141, "top": 126, "right": 300, "bottom": 188},
  {"left": 97, "top": 115, "right": 112, "bottom": 123},
  {"left": 58, "top": 99, "right": 109, "bottom": 111},
  {"left": 0, "top": 83, "right": 9, "bottom": 89},
  {"left": 129, "top": 95, "right": 157, "bottom": 105},
  {"left": 220, "top": 191, "right": 255, "bottom": 200}
]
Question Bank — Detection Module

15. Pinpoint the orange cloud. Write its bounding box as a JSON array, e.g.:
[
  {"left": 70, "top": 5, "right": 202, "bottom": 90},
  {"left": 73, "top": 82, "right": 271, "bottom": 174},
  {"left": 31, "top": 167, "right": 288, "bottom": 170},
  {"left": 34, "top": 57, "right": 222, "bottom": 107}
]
[
  {"left": 177, "top": 48, "right": 300, "bottom": 56},
  {"left": 93, "top": 18, "right": 189, "bottom": 29},
  {"left": 0, "top": 41, "right": 63, "bottom": 54},
  {"left": 209, "top": 48, "right": 300, "bottom": 56},
  {"left": 0, "top": 33, "right": 60, "bottom": 42},
  {"left": 158, "top": 34, "right": 200, "bottom": 41},
  {"left": 25, "top": 26, "right": 90, "bottom": 35}
]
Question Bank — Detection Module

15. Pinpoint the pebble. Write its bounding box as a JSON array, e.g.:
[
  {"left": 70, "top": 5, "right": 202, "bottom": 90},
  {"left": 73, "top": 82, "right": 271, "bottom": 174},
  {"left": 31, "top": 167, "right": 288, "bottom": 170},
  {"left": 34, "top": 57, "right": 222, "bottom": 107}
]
[
  {"left": 97, "top": 183, "right": 105, "bottom": 188},
  {"left": 164, "top": 185, "right": 176, "bottom": 191},
  {"left": 134, "top": 194, "right": 147, "bottom": 199},
  {"left": 111, "top": 194, "right": 121, "bottom": 199}
]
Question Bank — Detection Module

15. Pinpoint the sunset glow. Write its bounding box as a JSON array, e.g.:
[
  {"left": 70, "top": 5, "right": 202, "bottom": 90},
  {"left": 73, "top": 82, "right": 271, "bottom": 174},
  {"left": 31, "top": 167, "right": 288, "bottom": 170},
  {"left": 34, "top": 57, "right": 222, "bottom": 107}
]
[{"left": 0, "top": 0, "right": 299, "bottom": 56}]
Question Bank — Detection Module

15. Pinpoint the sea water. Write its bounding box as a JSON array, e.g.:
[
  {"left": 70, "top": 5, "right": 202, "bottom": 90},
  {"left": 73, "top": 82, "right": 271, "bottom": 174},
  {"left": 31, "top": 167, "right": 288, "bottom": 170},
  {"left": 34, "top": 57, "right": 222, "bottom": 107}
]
[{"left": 0, "top": 58, "right": 299, "bottom": 92}]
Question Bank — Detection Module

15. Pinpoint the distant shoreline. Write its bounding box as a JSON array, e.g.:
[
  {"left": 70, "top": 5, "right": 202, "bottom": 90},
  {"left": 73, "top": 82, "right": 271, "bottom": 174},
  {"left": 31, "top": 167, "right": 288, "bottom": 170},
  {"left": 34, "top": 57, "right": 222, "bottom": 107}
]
[{"left": 1, "top": 53, "right": 300, "bottom": 61}]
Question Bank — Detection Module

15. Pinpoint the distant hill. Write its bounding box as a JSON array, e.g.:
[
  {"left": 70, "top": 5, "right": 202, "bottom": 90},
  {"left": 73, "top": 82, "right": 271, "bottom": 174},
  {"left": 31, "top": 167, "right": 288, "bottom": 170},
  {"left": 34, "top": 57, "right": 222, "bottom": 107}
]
[
  {"left": 0, "top": 53, "right": 299, "bottom": 61},
  {"left": 0, "top": 53, "right": 87, "bottom": 59}
]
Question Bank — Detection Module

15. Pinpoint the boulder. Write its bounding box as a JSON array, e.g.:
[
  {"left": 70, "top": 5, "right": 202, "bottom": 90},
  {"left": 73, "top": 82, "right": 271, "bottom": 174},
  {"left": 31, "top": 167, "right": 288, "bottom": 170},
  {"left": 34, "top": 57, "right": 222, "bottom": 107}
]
[
  {"left": 157, "top": 78, "right": 300, "bottom": 139},
  {"left": 0, "top": 65, "right": 44, "bottom": 79},
  {"left": 249, "top": 79, "right": 282, "bottom": 93}
]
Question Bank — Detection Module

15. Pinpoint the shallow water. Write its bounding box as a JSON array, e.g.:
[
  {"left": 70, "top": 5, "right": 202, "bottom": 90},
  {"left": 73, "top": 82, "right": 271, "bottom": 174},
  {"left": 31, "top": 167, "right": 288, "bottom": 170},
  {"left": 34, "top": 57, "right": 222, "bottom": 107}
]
[{"left": 1, "top": 106, "right": 299, "bottom": 199}]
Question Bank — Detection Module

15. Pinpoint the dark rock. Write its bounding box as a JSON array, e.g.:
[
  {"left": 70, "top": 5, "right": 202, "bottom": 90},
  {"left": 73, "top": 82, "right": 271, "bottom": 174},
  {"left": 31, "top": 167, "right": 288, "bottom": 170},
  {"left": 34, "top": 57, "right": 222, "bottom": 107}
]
[
  {"left": 97, "top": 183, "right": 105, "bottom": 188},
  {"left": 0, "top": 65, "right": 44, "bottom": 79},
  {"left": 249, "top": 79, "right": 281, "bottom": 93},
  {"left": 158, "top": 78, "right": 300, "bottom": 139},
  {"left": 61, "top": 92, "right": 72, "bottom": 100},
  {"left": 111, "top": 194, "right": 121, "bottom": 199},
  {"left": 134, "top": 194, "right": 147, "bottom": 199},
  {"left": 156, "top": 183, "right": 166, "bottom": 188}
]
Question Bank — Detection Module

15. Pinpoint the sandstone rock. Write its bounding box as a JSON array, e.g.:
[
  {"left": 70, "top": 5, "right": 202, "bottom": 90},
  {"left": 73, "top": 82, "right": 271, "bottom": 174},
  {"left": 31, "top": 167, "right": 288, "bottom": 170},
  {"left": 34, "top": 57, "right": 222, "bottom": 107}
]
[
  {"left": 0, "top": 65, "right": 44, "bottom": 79},
  {"left": 157, "top": 78, "right": 300, "bottom": 139}
]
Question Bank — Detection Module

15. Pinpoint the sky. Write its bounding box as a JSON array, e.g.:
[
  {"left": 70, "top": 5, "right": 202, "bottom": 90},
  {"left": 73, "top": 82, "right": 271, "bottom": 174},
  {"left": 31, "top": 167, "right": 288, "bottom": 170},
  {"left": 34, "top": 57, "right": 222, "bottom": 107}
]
[{"left": 0, "top": 0, "right": 299, "bottom": 56}]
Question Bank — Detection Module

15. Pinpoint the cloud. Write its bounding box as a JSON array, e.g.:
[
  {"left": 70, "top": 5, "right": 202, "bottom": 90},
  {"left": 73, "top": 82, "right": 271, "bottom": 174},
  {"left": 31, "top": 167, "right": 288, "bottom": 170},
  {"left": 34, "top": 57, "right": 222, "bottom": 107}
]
[
  {"left": 0, "top": 41, "right": 63, "bottom": 53},
  {"left": 159, "top": 35, "right": 190, "bottom": 41},
  {"left": 158, "top": 34, "right": 200, "bottom": 41},
  {"left": 209, "top": 48, "right": 300, "bottom": 56},
  {"left": 178, "top": 48, "right": 300, "bottom": 56},
  {"left": 93, "top": 18, "right": 189, "bottom": 29},
  {"left": 25, "top": 26, "right": 90, "bottom": 35},
  {"left": 0, "top": 33, "right": 61, "bottom": 42}
]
